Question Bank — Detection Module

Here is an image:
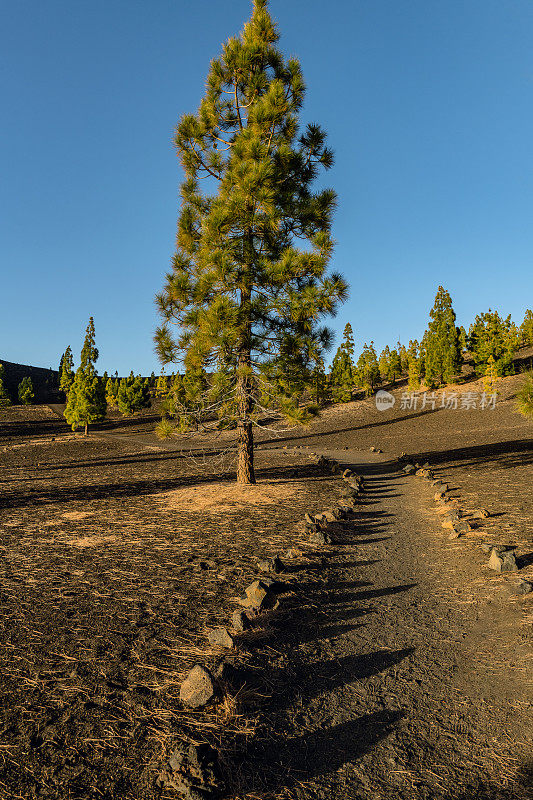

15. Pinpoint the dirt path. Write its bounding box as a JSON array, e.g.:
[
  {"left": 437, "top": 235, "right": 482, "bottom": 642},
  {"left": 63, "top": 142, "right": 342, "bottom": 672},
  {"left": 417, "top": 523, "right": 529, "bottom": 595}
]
[{"left": 238, "top": 452, "right": 532, "bottom": 799}]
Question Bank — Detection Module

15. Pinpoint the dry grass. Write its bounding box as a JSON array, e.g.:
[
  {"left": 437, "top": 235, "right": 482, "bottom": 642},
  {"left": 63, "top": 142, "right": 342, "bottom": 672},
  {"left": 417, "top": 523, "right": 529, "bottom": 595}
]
[{"left": 153, "top": 479, "right": 310, "bottom": 515}]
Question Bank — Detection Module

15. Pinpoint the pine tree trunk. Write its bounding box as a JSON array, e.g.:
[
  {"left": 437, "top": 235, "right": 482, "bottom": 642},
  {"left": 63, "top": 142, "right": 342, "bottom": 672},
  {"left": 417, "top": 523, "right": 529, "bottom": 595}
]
[
  {"left": 237, "top": 416, "right": 255, "bottom": 484},
  {"left": 236, "top": 232, "right": 256, "bottom": 485},
  {"left": 84, "top": 422, "right": 88, "bottom": 436}
]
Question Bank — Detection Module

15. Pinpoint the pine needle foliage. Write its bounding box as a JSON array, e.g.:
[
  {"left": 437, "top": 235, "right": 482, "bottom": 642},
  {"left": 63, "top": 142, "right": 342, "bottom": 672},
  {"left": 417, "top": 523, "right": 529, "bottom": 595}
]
[
  {"left": 59, "top": 346, "right": 75, "bottom": 395},
  {"left": 521, "top": 310, "right": 533, "bottom": 347},
  {"left": 516, "top": 372, "right": 533, "bottom": 421},
  {"left": 423, "top": 286, "right": 462, "bottom": 388},
  {"left": 330, "top": 323, "right": 355, "bottom": 402},
  {"left": 154, "top": 0, "right": 347, "bottom": 483},
  {"left": 64, "top": 318, "right": 106, "bottom": 435},
  {"left": 18, "top": 377, "right": 34, "bottom": 405},
  {"left": 468, "top": 309, "right": 518, "bottom": 377},
  {"left": 356, "top": 342, "right": 380, "bottom": 396}
]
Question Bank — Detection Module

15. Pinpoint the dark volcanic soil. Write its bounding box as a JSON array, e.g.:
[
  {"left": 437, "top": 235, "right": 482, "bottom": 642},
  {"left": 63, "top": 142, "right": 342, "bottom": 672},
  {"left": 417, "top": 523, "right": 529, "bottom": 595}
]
[{"left": 0, "top": 376, "right": 531, "bottom": 800}]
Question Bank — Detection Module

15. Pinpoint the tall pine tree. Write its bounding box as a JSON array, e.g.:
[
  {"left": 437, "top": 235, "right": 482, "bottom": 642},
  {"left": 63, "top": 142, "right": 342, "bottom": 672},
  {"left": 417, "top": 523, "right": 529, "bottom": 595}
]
[
  {"left": 59, "top": 346, "right": 75, "bottom": 395},
  {"left": 330, "top": 323, "right": 355, "bottom": 403},
  {"left": 356, "top": 342, "right": 380, "bottom": 396},
  {"left": 64, "top": 318, "right": 106, "bottom": 435},
  {"left": 423, "top": 286, "right": 462, "bottom": 388},
  {"left": 154, "top": 0, "right": 346, "bottom": 483}
]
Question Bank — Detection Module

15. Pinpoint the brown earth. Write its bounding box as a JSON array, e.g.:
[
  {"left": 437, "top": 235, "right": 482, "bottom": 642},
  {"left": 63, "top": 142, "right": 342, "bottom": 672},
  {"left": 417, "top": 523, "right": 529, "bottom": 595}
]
[{"left": 0, "top": 372, "right": 531, "bottom": 799}]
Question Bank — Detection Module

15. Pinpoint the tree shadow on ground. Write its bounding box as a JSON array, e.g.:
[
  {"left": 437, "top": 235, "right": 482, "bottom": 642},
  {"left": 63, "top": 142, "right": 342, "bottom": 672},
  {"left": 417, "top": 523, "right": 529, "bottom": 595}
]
[
  {"left": 408, "top": 438, "right": 533, "bottom": 471},
  {"left": 0, "top": 461, "right": 331, "bottom": 510}
]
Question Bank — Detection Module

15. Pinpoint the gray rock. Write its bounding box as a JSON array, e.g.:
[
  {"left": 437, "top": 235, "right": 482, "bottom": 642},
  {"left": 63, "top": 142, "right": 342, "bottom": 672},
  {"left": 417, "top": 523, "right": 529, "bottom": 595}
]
[
  {"left": 402, "top": 464, "right": 416, "bottom": 474},
  {"left": 488, "top": 549, "right": 518, "bottom": 573},
  {"left": 304, "top": 512, "right": 315, "bottom": 524},
  {"left": 472, "top": 508, "right": 490, "bottom": 519},
  {"left": 433, "top": 482, "right": 449, "bottom": 493},
  {"left": 180, "top": 665, "right": 216, "bottom": 708},
  {"left": 207, "top": 628, "right": 235, "bottom": 649},
  {"left": 256, "top": 559, "right": 271, "bottom": 572},
  {"left": 231, "top": 609, "right": 251, "bottom": 632},
  {"left": 513, "top": 579, "right": 533, "bottom": 595}
]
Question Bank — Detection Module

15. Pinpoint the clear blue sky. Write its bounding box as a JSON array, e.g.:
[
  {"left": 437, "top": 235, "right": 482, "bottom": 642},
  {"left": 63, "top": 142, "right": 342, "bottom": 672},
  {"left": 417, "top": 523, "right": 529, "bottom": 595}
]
[{"left": 2, "top": 0, "right": 533, "bottom": 374}]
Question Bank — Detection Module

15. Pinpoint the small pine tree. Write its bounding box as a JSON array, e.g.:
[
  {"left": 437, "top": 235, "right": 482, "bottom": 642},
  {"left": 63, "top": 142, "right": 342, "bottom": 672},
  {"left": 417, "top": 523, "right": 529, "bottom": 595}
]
[
  {"left": 18, "top": 377, "right": 34, "bottom": 405},
  {"left": 458, "top": 325, "right": 468, "bottom": 353},
  {"left": 105, "top": 377, "right": 118, "bottom": 406},
  {"left": 117, "top": 373, "right": 150, "bottom": 416},
  {"left": 64, "top": 318, "right": 106, "bottom": 435},
  {"left": 468, "top": 309, "right": 518, "bottom": 377},
  {"left": 155, "top": 373, "right": 169, "bottom": 399},
  {"left": 0, "top": 365, "right": 11, "bottom": 407},
  {"left": 356, "top": 342, "right": 380, "bottom": 396},
  {"left": 520, "top": 309, "right": 533, "bottom": 347},
  {"left": 483, "top": 354, "right": 498, "bottom": 393},
  {"left": 59, "top": 346, "right": 75, "bottom": 395},
  {"left": 398, "top": 342, "right": 409, "bottom": 375},
  {"left": 379, "top": 346, "right": 391, "bottom": 384},
  {"left": 516, "top": 372, "right": 533, "bottom": 421},
  {"left": 389, "top": 349, "right": 402, "bottom": 384},
  {"left": 329, "top": 324, "right": 355, "bottom": 402},
  {"left": 423, "top": 286, "right": 462, "bottom": 388},
  {"left": 407, "top": 340, "right": 421, "bottom": 390}
]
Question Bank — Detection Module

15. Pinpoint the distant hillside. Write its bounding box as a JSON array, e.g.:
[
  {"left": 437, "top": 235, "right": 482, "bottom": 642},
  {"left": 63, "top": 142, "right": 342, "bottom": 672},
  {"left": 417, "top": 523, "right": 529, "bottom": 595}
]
[{"left": 0, "top": 359, "right": 61, "bottom": 404}]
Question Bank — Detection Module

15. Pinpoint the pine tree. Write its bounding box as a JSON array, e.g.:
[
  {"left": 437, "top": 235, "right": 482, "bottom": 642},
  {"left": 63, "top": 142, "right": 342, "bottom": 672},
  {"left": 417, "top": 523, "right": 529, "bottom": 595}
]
[
  {"left": 407, "top": 340, "right": 421, "bottom": 390},
  {"left": 398, "top": 343, "right": 409, "bottom": 375},
  {"left": 155, "top": 373, "right": 169, "bottom": 399},
  {"left": 329, "top": 324, "right": 355, "bottom": 403},
  {"left": 356, "top": 342, "right": 380, "bottom": 396},
  {"left": 311, "top": 355, "right": 327, "bottom": 405},
  {"left": 516, "top": 372, "right": 533, "bottom": 421},
  {"left": 154, "top": 0, "right": 346, "bottom": 483},
  {"left": 468, "top": 309, "right": 518, "bottom": 377},
  {"left": 59, "top": 346, "right": 75, "bottom": 395},
  {"left": 379, "top": 346, "right": 391, "bottom": 384},
  {"left": 520, "top": 310, "right": 533, "bottom": 347},
  {"left": 483, "top": 354, "right": 497, "bottom": 393},
  {"left": 18, "top": 377, "right": 34, "bottom": 405},
  {"left": 389, "top": 348, "right": 402, "bottom": 384},
  {"left": 458, "top": 325, "right": 468, "bottom": 353},
  {"left": 117, "top": 373, "right": 151, "bottom": 416},
  {"left": 0, "top": 365, "right": 11, "bottom": 407},
  {"left": 106, "top": 377, "right": 118, "bottom": 406},
  {"left": 58, "top": 353, "right": 64, "bottom": 388},
  {"left": 64, "top": 318, "right": 106, "bottom": 434},
  {"left": 423, "top": 286, "right": 462, "bottom": 388}
]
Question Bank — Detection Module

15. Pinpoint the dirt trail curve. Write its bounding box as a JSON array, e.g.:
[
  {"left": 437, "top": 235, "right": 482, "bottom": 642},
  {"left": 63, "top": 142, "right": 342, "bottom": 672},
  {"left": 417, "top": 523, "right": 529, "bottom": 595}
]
[{"left": 241, "top": 449, "right": 532, "bottom": 800}]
